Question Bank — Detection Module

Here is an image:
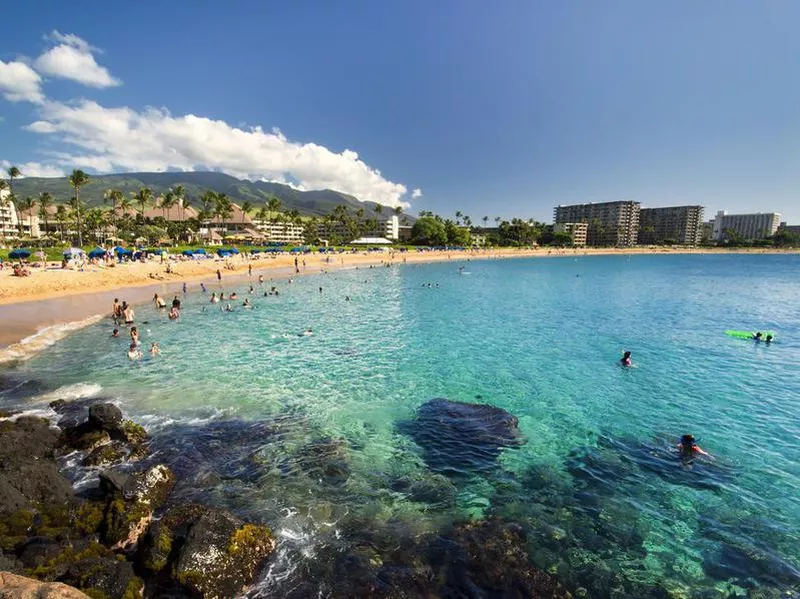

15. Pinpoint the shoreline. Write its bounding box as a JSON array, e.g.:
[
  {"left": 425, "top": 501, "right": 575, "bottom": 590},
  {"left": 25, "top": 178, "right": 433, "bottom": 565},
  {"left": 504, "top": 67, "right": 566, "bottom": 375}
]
[{"left": 0, "top": 246, "right": 797, "bottom": 350}]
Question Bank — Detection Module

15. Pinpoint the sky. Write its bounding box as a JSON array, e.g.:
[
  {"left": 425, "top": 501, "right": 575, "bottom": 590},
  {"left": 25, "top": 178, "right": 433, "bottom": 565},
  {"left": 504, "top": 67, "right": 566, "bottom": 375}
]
[{"left": 1, "top": 1, "right": 799, "bottom": 222}]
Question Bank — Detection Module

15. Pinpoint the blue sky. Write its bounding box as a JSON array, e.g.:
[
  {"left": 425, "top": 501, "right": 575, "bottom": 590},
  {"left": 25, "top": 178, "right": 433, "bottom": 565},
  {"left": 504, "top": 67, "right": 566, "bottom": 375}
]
[{"left": 1, "top": 1, "right": 799, "bottom": 222}]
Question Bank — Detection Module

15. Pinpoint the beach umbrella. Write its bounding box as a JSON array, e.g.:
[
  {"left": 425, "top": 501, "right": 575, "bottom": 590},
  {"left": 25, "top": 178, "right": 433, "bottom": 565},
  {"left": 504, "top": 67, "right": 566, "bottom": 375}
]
[
  {"left": 88, "top": 248, "right": 106, "bottom": 259},
  {"left": 216, "top": 249, "right": 231, "bottom": 257},
  {"left": 9, "top": 249, "right": 31, "bottom": 260},
  {"left": 182, "top": 249, "right": 195, "bottom": 256},
  {"left": 193, "top": 248, "right": 207, "bottom": 255},
  {"left": 63, "top": 247, "right": 85, "bottom": 258},
  {"left": 229, "top": 248, "right": 240, "bottom": 254}
]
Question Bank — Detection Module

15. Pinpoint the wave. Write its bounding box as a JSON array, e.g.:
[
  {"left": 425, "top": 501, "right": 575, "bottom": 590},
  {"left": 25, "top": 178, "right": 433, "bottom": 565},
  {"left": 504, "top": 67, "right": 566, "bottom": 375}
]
[
  {"left": 34, "top": 382, "right": 104, "bottom": 404},
  {"left": 0, "top": 315, "right": 104, "bottom": 365}
]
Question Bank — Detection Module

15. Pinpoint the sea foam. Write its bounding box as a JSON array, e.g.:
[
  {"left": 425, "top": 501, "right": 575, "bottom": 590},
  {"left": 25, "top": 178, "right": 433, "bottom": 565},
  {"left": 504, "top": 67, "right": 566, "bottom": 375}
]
[{"left": 0, "top": 315, "right": 104, "bottom": 365}]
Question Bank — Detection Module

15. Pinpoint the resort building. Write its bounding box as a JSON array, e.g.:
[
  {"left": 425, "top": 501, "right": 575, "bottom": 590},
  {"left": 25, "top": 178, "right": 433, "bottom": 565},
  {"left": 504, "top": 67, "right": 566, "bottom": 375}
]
[
  {"left": 553, "top": 201, "right": 640, "bottom": 246},
  {"left": 252, "top": 220, "right": 305, "bottom": 243},
  {"left": 554, "top": 222, "right": 588, "bottom": 247},
  {"left": 317, "top": 215, "right": 401, "bottom": 242},
  {"left": 778, "top": 222, "right": 800, "bottom": 234},
  {"left": 637, "top": 205, "right": 704, "bottom": 245},
  {"left": 0, "top": 190, "right": 41, "bottom": 239},
  {"left": 711, "top": 211, "right": 781, "bottom": 241}
]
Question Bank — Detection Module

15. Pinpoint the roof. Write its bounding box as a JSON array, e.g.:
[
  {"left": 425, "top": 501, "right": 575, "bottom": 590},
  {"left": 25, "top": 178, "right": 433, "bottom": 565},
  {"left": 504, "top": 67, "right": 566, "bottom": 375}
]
[{"left": 350, "top": 237, "right": 393, "bottom": 245}]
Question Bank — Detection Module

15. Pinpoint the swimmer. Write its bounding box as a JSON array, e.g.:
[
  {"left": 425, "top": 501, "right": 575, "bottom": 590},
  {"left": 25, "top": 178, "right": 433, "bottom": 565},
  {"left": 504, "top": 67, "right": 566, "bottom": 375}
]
[
  {"left": 319, "top": 287, "right": 323, "bottom": 294},
  {"left": 149, "top": 342, "right": 161, "bottom": 356},
  {"left": 111, "top": 328, "right": 120, "bottom": 338},
  {"left": 230, "top": 292, "right": 238, "bottom": 300},
  {"left": 130, "top": 326, "right": 140, "bottom": 346},
  {"left": 753, "top": 331, "right": 763, "bottom": 342},
  {"left": 620, "top": 351, "right": 632, "bottom": 367},
  {"left": 220, "top": 292, "right": 225, "bottom": 301},
  {"left": 243, "top": 298, "right": 252, "bottom": 308},
  {"left": 258, "top": 275, "right": 264, "bottom": 285},
  {"left": 677, "top": 434, "right": 711, "bottom": 459},
  {"left": 168, "top": 306, "right": 180, "bottom": 320},
  {"left": 225, "top": 303, "right": 234, "bottom": 312},
  {"left": 127, "top": 343, "right": 142, "bottom": 360},
  {"left": 210, "top": 292, "right": 219, "bottom": 304},
  {"left": 200, "top": 283, "right": 207, "bottom": 293},
  {"left": 766, "top": 334, "right": 773, "bottom": 344},
  {"left": 183, "top": 282, "right": 187, "bottom": 294},
  {"left": 301, "top": 328, "right": 313, "bottom": 337},
  {"left": 249, "top": 286, "right": 254, "bottom": 294},
  {"left": 172, "top": 296, "right": 181, "bottom": 309},
  {"left": 345, "top": 296, "right": 351, "bottom": 302},
  {"left": 153, "top": 293, "right": 166, "bottom": 308}
]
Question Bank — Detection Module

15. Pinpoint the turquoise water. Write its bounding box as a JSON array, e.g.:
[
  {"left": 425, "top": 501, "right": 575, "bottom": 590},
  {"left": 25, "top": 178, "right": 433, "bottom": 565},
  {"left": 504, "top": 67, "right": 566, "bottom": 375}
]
[{"left": 2, "top": 254, "right": 799, "bottom": 597}]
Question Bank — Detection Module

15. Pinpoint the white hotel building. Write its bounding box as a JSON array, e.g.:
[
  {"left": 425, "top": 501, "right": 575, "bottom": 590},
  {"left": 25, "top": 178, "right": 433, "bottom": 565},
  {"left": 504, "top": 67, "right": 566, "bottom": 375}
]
[{"left": 711, "top": 211, "right": 781, "bottom": 241}]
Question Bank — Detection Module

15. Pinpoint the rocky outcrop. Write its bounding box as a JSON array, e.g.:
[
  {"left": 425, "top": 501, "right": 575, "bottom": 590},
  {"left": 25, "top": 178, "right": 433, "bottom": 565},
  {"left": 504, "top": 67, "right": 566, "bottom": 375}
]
[
  {"left": 397, "top": 398, "right": 526, "bottom": 475},
  {"left": 0, "top": 571, "right": 91, "bottom": 598},
  {"left": 99, "top": 465, "right": 175, "bottom": 550}
]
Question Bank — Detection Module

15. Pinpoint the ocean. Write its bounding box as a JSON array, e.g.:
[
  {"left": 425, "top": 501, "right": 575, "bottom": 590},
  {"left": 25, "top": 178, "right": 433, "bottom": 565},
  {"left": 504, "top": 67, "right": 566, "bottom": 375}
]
[{"left": 2, "top": 253, "right": 799, "bottom": 597}]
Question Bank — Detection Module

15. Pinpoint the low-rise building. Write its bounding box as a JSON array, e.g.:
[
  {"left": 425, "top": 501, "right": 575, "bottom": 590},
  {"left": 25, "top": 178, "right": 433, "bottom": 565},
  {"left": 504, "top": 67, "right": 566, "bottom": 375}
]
[
  {"left": 0, "top": 190, "right": 41, "bottom": 239},
  {"left": 711, "top": 211, "right": 781, "bottom": 241},
  {"left": 554, "top": 222, "right": 588, "bottom": 247},
  {"left": 638, "top": 205, "right": 704, "bottom": 245},
  {"left": 252, "top": 220, "right": 305, "bottom": 243}
]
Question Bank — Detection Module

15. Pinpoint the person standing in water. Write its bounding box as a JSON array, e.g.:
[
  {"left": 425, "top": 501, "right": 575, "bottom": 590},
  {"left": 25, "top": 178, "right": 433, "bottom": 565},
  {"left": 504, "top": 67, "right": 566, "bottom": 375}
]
[
  {"left": 123, "top": 304, "right": 135, "bottom": 325},
  {"left": 620, "top": 351, "right": 633, "bottom": 367},
  {"left": 677, "top": 434, "right": 711, "bottom": 459},
  {"left": 112, "top": 298, "right": 121, "bottom": 319},
  {"left": 130, "top": 326, "right": 140, "bottom": 346},
  {"left": 153, "top": 293, "right": 166, "bottom": 309}
]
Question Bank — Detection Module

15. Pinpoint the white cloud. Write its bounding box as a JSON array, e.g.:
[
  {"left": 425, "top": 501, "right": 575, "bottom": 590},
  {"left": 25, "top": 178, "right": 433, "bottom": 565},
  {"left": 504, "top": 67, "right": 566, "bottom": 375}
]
[
  {"left": 0, "top": 59, "right": 44, "bottom": 103},
  {"left": 411, "top": 188, "right": 423, "bottom": 199},
  {"left": 0, "top": 159, "right": 65, "bottom": 178},
  {"left": 27, "top": 99, "right": 413, "bottom": 207},
  {"left": 34, "top": 31, "right": 120, "bottom": 88}
]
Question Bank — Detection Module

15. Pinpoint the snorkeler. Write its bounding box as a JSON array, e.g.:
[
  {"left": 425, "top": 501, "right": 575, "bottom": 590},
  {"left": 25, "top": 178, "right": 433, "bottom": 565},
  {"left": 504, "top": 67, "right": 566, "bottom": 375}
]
[
  {"left": 753, "top": 331, "right": 763, "bottom": 342},
  {"left": 765, "top": 334, "right": 773, "bottom": 344},
  {"left": 677, "top": 434, "right": 711, "bottom": 458},
  {"left": 620, "top": 351, "right": 632, "bottom": 367}
]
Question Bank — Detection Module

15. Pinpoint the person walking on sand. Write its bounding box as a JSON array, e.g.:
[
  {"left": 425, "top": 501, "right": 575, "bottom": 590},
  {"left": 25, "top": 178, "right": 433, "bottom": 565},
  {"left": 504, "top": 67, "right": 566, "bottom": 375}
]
[
  {"left": 248, "top": 264, "right": 252, "bottom": 277},
  {"left": 216, "top": 269, "right": 222, "bottom": 283},
  {"left": 295, "top": 257, "right": 299, "bottom": 274}
]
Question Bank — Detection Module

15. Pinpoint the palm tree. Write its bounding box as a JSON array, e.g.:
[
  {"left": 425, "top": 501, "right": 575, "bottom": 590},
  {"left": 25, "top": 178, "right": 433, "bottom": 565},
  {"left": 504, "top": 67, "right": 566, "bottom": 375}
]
[
  {"left": 18, "top": 196, "right": 36, "bottom": 237},
  {"left": 172, "top": 185, "right": 185, "bottom": 219},
  {"left": 103, "top": 188, "right": 123, "bottom": 237},
  {"left": 132, "top": 187, "right": 153, "bottom": 220},
  {"left": 266, "top": 197, "right": 281, "bottom": 223},
  {"left": 68, "top": 169, "right": 90, "bottom": 246},
  {"left": 495, "top": 217, "right": 501, "bottom": 226},
  {"left": 482, "top": 216, "right": 489, "bottom": 227},
  {"left": 241, "top": 201, "right": 253, "bottom": 226},
  {"left": 161, "top": 191, "right": 176, "bottom": 220},
  {"left": 68, "top": 196, "right": 83, "bottom": 246},
  {"left": 374, "top": 203, "right": 383, "bottom": 217},
  {"left": 394, "top": 206, "right": 403, "bottom": 217},
  {"left": 214, "top": 193, "right": 233, "bottom": 234},
  {"left": 38, "top": 192, "right": 53, "bottom": 237},
  {"left": 0, "top": 180, "right": 8, "bottom": 241},
  {"left": 7, "top": 166, "right": 22, "bottom": 236},
  {"left": 55, "top": 205, "right": 68, "bottom": 242},
  {"left": 455, "top": 210, "right": 462, "bottom": 225}
]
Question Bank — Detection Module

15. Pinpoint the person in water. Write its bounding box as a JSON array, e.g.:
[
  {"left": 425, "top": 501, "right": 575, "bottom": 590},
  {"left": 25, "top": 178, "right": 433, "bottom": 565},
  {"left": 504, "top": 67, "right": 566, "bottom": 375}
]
[
  {"left": 200, "top": 282, "right": 207, "bottom": 293},
  {"left": 243, "top": 298, "right": 252, "bottom": 308},
  {"left": 127, "top": 342, "right": 142, "bottom": 360},
  {"left": 154, "top": 293, "right": 166, "bottom": 308},
  {"left": 677, "top": 434, "right": 711, "bottom": 458},
  {"left": 123, "top": 304, "right": 135, "bottom": 325},
  {"left": 111, "top": 328, "right": 120, "bottom": 338},
  {"left": 210, "top": 292, "right": 219, "bottom": 304},
  {"left": 168, "top": 306, "right": 180, "bottom": 320},
  {"left": 224, "top": 303, "right": 234, "bottom": 312},
  {"left": 172, "top": 296, "right": 181, "bottom": 309},
  {"left": 753, "top": 331, "right": 763, "bottom": 342},
  {"left": 766, "top": 334, "right": 773, "bottom": 344},
  {"left": 620, "top": 351, "right": 632, "bottom": 367},
  {"left": 149, "top": 342, "right": 161, "bottom": 356},
  {"left": 130, "top": 326, "right": 140, "bottom": 346},
  {"left": 112, "top": 298, "right": 121, "bottom": 319}
]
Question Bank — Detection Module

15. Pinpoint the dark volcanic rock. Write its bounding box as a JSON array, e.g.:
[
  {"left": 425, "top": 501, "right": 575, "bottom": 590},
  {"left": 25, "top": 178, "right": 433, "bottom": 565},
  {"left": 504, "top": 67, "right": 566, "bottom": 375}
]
[
  {"left": 99, "top": 464, "right": 176, "bottom": 550},
  {"left": 63, "top": 556, "right": 143, "bottom": 599},
  {"left": 87, "top": 402, "right": 123, "bottom": 431},
  {"left": 398, "top": 398, "right": 526, "bottom": 475},
  {"left": 82, "top": 442, "right": 127, "bottom": 467},
  {"left": 172, "top": 508, "right": 275, "bottom": 599}
]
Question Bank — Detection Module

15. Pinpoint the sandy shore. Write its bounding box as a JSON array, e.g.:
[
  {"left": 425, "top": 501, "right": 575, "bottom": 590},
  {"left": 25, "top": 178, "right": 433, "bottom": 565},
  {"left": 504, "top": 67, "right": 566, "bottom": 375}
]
[{"left": 0, "top": 246, "right": 796, "bottom": 349}]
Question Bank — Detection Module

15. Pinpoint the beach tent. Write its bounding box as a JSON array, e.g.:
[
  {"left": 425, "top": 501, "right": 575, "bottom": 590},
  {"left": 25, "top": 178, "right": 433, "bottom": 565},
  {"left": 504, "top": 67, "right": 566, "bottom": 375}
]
[
  {"left": 9, "top": 249, "right": 31, "bottom": 259},
  {"left": 88, "top": 248, "right": 107, "bottom": 259},
  {"left": 63, "top": 247, "right": 85, "bottom": 258}
]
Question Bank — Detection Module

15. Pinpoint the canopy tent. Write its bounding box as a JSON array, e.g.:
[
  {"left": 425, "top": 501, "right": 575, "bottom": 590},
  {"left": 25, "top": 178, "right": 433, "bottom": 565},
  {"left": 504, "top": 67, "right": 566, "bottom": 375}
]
[
  {"left": 350, "top": 237, "right": 393, "bottom": 245},
  {"left": 9, "top": 249, "right": 31, "bottom": 260},
  {"left": 88, "top": 248, "right": 107, "bottom": 259}
]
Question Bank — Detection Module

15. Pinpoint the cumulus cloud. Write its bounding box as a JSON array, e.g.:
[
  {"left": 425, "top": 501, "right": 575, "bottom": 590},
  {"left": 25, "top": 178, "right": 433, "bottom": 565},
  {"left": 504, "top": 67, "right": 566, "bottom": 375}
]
[
  {"left": 0, "top": 159, "right": 65, "bottom": 178},
  {"left": 27, "top": 99, "right": 412, "bottom": 207},
  {"left": 0, "top": 59, "right": 44, "bottom": 103},
  {"left": 34, "top": 30, "right": 121, "bottom": 88},
  {"left": 411, "top": 188, "right": 423, "bottom": 199}
]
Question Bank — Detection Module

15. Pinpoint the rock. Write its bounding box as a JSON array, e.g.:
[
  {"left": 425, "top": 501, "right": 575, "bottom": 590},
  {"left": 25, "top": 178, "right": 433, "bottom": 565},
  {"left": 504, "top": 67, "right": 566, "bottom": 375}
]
[
  {"left": 293, "top": 437, "right": 351, "bottom": 486},
  {"left": 0, "top": 547, "right": 21, "bottom": 572},
  {"left": 114, "top": 420, "right": 148, "bottom": 447},
  {"left": 59, "top": 425, "right": 110, "bottom": 453},
  {"left": 173, "top": 509, "right": 275, "bottom": 599},
  {"left": 62, "top": 557, "right": 143, "bottom": 599},
  {"left": 0, "top": 453, "right": 74, "bottom": 517},
  {"left": 0, "top": 409, "right": 17, "bottom": 418},
  {"left": 397, "top": 398, "right": 526, "bottom": 475},
  {"left": 87, "top": 403, "right": 123, "bottom": 432},
  {"left": 0, "top": 417, "right": 60, "bottom": 461},
  {"left": 82, "top": 442, "right": 127, "bottom": 468},
  {"left": 0, "top": 571, "right": 91, "bottom": 598},
  {"left": 100, "top": 465, "right": 175, "bottom": 550},
  {"left": 436, "top": 518, "right": 572, "bottom": 598}
]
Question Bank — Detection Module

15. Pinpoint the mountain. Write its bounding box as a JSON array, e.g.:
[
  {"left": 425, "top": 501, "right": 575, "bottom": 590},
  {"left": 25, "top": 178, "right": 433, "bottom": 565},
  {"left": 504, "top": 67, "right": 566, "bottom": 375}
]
[{"left": 11, "top": 171, "right": 407, "bottom": 219}]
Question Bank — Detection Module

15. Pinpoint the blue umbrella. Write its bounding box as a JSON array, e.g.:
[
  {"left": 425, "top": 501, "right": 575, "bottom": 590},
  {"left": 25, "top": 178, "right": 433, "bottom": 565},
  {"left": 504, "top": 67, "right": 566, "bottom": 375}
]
[
  {"left": 216, "top": 249, "right": 231, "bottom": 257},
  {"left": 9, "top": 249, "right": 31, "bottom": 260},
  {"left": 88, "top": 248, "right": 106, "bottom": 259},
  {"left": 182, "top": 249, "right": 195, "bottom": 256},
  {"left": 193, "top": 248, "right": 207, "bottom": 255},
  {"left": 229, "top": 248, "right": 240, "bottom": 254},
  {"left": 250, "top": 249, "right": 261, "bottom": 254}
]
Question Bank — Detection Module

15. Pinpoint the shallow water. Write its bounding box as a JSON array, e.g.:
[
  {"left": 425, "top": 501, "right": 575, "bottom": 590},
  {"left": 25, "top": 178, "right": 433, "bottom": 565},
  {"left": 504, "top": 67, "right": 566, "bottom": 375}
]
[{"left": 2, "top": 254, "right": 799, "bottom": 597}]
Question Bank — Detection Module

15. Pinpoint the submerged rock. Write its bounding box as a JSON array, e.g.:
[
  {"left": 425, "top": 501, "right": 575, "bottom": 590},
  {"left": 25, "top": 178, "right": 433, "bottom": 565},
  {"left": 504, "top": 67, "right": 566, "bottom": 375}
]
[
  {"left": 0, "top": 572, "right": 91, "bottom": 598},
  {"left": 397, "top": 398, "right": 526, "bottom": 475}
]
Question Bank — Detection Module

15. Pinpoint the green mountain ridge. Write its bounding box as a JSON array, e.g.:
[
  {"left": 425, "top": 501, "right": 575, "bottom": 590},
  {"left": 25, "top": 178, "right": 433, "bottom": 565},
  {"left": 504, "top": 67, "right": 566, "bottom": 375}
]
[{"left": 11, "top": 171, "right": 405, "bottom": 219}]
